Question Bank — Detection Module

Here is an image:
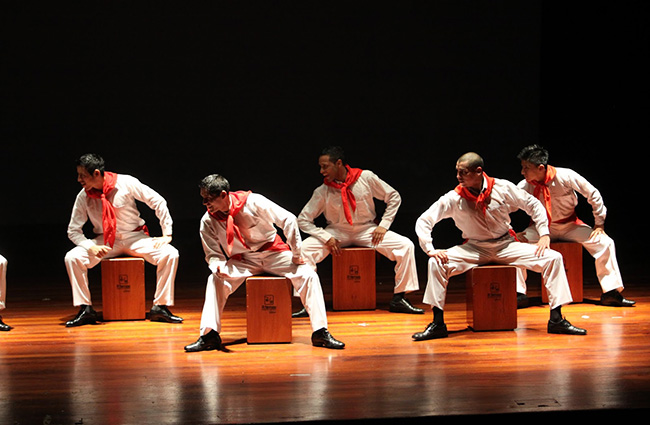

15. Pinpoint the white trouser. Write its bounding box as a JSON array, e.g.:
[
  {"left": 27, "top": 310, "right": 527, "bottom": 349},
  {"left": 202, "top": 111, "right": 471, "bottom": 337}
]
[
  {"left": 301, "top": 223, "right": 420, "bottom": 294},
  {"left": 0, "top": 255, "right": 6, "bottom": 310},
  {"left": 517, "top": 222, "right": 623, "bottom": 294},
  {"left": 423, "top": 235, "right": 573, "bottom": 311},
  {"left": 199, "top": 250, "right": 328, "bottom": 336},
  {"left": 64, "top": 231, "right": 179, "bottom": 307}
]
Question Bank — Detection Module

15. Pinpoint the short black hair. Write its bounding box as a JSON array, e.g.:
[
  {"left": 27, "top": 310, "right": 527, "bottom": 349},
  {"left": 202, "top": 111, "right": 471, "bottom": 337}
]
[
  {"left": 320, "top": 146, "right": 346, "bottom": 164},
  {"left": 77, "top": 153, "right": 105, "bottom": 176},
  {"left": 517, "top": 144, "right": 549, "bottom": 166},
  {"left": 199, "top": 174, "right": 230, "bottom": 196}
]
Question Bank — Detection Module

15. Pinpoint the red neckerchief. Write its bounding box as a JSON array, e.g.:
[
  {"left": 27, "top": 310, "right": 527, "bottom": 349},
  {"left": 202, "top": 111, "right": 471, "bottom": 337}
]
[
  {"left": 529, "top": 165, "right": 556, "bottom": 223},
  {"left": 85, "top": 172, "right": 118, "bottom": 248},
  {"left": 455, "top": 173, "right": 495, "bottom": 215},
  {"left": 209, "top": 191, "right": 251, "bottom": 256},
  {"left": 528, "top": 165, "right": 584, "bottom": 225},
  {"left": 324, "top": 165, "right": 363, "bottom": 224}
]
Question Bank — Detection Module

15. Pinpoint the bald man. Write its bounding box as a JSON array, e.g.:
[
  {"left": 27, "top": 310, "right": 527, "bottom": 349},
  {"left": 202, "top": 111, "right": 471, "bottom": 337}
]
[{"left": 412, "top": 152, "right": 586, "bottom": 341}]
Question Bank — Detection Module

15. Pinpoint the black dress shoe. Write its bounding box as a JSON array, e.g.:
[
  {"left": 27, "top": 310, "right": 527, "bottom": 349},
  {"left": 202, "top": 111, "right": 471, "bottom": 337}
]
[
  {"left": 292, "top": 308, "right": 309, "bottom": 318},
  {"left": 412, "top": 322, "right": 448, "bottom": 341},
  {"left": 149, "top": 305, "right": 183, "bottom": 323},
  {"left": 389, "top": 297, "right": 425, "bottom": 314},
  {"left": 184, "top": 330, "right": 222, "bottom": 352},
  {"left": 0, "top": 316, "right": 12, "bottom": 331},
  {"left": 311, "top": 328, "right": 345, "bottom": 349},
  {"left": 600, "top": 290, "right": 636, "bottom": 307},
  {"left": 547, "top": 318, "right": 587, "bottom": 335},
  {"left": 66, "top": 305, "right": 98, "bottom": 327}
]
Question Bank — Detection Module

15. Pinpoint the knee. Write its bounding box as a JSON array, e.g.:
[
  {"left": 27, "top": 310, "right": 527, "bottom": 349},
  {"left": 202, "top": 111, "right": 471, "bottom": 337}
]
[
  {"left": 162, "top": 244, "right": 180, "bottom": 261},
  {"left": 299, "top": 265, "right": 320, "bottom": 284},
  {"left": 402, "top": 238, "right": 415, "bottom": 252},
  {"left": 64, "top": 249, "right": 81, "bottom": 266},
  {"left": 545, "top": 249, "right": 564, "bottom": 264},
  {"left": 426, "top": 256, "right": 441, "bottom": 270},
  {"left": 601, "top": 234, "right": 615, "bottom": 249}
]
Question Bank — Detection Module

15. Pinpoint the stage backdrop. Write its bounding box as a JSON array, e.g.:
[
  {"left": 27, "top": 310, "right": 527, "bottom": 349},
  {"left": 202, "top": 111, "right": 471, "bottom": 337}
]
[{"left": 1, "top": 3, "right": 646, "bottom": 291}]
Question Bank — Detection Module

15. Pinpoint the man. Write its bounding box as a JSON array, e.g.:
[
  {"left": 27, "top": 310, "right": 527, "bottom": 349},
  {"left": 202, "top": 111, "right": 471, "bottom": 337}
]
[
  {"left": 412, "top": 152, "right": 586, "bottom": 341},
  {"left": 0, "top": 254, "right": 11, "bottom": 331},
  {"left": 64, "top": 153, "right": 182, "bottom": 327},
  {"left": 184, "top": 174, "right": 344, "bottom": 352},
  {"left": 296, "top": 146, "right": 422, "bottom": 315},
  {"left": 516, "top": 144, "right": 634, "bottom": 307}
]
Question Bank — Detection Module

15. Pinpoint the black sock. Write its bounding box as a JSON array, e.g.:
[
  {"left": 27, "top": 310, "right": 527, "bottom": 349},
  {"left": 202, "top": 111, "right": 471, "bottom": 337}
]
[
  {"left": 433, "top": 307, "right": 444, "bottom": 325},
  {"left": 550, "top": 306, "right": 562, "bottom": 322},
  {"left": 392, "top": 292, "right": 405, "bottom": 301}
]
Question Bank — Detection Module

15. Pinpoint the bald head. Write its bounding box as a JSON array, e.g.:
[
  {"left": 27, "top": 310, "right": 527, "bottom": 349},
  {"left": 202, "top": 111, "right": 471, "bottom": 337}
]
[
  {"left": 456, "top": 152, "right": 485, "bottom": 191},
  {"left": 457, "top": 152, "right": 484, "bottom": 171}
]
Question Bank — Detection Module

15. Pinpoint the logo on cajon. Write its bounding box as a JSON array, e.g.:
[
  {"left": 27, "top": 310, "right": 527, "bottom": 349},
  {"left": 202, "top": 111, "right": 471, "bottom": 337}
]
[
  {"left": 347, "top": 265, "right": 361, "bottom": 282},
  {"left": 262, "top": 294, "right": 277, "bottom": 313},
  {"left": 487, "top": 282, "right": 502, "bottom": 301},
  {"left": 117, "top": 274, "right": 131, "bottom": 292}
]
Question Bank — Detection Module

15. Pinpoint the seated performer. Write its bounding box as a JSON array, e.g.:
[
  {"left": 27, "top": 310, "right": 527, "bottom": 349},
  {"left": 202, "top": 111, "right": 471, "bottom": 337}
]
[
  {"left": 296, "top": 146, "right": 422, "bottom": 316},
  {"left": 184, "top": 174, "right": 344, "bottom": 352},
  {"left": 515, "top": 144, "right": 634, "bottom": 307},
  {"left": 64, "top": 153, "right": 182, "bottom": 327},
  {"left": 0, "top": 254, "right": 11, "bottom": 331},
  {"left": 412, "top": 152, "right": 586, "bottom": 341}
]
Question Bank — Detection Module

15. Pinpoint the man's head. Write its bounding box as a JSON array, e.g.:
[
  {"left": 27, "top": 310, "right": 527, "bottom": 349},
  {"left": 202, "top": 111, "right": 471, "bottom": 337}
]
[
  {"left": 318, "top": 146, "right": 347, "bottom": 182},
  {"left": 517, "top": 144, "right": 548, "bottom": 182},
  {"left": 456, "top": 152, "right": 484, "bottom": 190},
  {"left": 199, "top": 174, "right": 231, "bottom": 214},
  {"left": 76, "top": 153, "right": 105, "bottom": 190}
]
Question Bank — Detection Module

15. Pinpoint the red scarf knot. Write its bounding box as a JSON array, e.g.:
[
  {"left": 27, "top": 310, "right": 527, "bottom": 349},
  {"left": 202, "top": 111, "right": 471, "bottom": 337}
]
[
  {"left": 455, "top": 173, "right": 495, "bottom": 216},
  {"left": 209, "top": 190, "right": 251, "bottom": 257},
  {"left": 324, "top": 165, "right": 363, "bottom": 225},
  {"left": 528, "top": 165, "right": 556, "bottom": 223},
  {"left": 85, "top": 171, "right": 118, "bottom": 248}
]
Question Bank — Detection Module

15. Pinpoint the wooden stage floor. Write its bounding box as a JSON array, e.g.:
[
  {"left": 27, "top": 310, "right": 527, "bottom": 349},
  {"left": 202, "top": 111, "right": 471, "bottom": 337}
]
[{"left": 1, "top": 271, "right": 649, "bottom": 424}]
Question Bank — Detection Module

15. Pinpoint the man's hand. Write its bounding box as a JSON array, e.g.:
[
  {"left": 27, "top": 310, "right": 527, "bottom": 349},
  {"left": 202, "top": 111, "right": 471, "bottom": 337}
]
[
  {"left": 589, "top": 225, "right": 606, "bottom": 242},
  {"left": 535, "top": 234, "right": 551, "bottom": 257},
  {"left": 427, "top": 249, "right": 449, "bottom": 264},
  {"left": 215, "top": 265, "right": 230, "bottom": 280},
  {"left": 88, "top": 244, "right": 111, "bottom": 259},
  {"left": 152, "top": 235, "right": 173, "bottom": 249},
  {"left": 326, "top": 237, "right": 342, "bottom": 256},
  {"left": 292, "top": 255, "right": 306, "bottom": 265},
  {"left": 371, "top": 226, "right": 387, "bottom": 247}
]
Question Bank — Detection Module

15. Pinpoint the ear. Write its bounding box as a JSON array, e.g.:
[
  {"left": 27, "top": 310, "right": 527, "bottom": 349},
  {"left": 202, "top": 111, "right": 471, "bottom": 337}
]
[
  {"left": 92, "top": 169, "right": 102, "bottom": 178},
  {"left": 475, "top": 166, "right": 484, "bottom": 175}
]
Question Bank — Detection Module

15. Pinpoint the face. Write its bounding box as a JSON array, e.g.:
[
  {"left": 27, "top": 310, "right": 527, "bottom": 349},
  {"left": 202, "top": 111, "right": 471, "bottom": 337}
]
[
  {"left": 318, "top": 155, "right": 344, "bottom": 182},
  {"left": 455, "top": 161, "right": 483, "bottom": 190},
  {"left": 200, "top": 188, "right": 230, "bottom": 214},
  {"left": 76, "top": 166, "right": 103, "bottom": 190},
  {"left": 520, "top": 160, "right": 546, "bottom": 182}
]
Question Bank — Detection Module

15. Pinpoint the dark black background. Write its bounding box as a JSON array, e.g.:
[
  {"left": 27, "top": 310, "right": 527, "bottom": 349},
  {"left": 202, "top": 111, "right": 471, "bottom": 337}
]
[{"left": 1, "top": 2, "right": 647, "bottom": 291}]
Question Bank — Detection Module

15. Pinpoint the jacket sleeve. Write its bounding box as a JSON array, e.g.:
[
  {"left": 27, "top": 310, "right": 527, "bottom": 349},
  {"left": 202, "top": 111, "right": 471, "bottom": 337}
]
[
  {"left": 67, "top": 191, "right": 96, "bottom": 250},
  {"left": 297, "top": 187, "right": 334, "bottom": 243},
  {"left": 366, "top": 170, "right": 401, "bottom": 230}
]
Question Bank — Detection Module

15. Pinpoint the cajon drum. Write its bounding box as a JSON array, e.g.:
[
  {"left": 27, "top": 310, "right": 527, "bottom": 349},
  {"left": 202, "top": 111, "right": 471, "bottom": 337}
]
[
  {"left": 466, "top": 265, "right": 517, "bottom": 331},
  {"left": 332, "top": 247, "right": 376, "bottom": 311},
  {"left": 542, "top": 242, "right": 583, "bottom": 303},
  {"left": 246, "top": 276, "right": 292, "bottom": 344},
  {"left": 101, "top": 257, "right": 146, "bottom": 321}
]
